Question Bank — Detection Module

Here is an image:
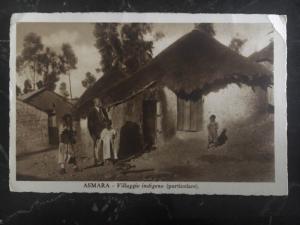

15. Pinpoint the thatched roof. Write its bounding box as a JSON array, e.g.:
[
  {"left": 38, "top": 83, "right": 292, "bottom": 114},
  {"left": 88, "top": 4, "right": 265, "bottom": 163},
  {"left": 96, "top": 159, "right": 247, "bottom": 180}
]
[
  {"left": 18, "top": 87, "right": 47, "bottom": 101},
  {"left": 75, "top": 30, "right": 272, "bottom": 114},
  {"left": 19, "top": 87, "right": 73, "bottom": 107},
  {"left": 248, "top": 42, "right": 273, "bottom": 63},
  {"left": 74, "top": 69, "right": 127, "bottom": 114}
]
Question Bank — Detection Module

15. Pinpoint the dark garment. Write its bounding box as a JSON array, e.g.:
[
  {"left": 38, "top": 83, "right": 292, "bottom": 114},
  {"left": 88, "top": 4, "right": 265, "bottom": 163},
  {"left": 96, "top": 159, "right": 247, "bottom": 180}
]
[
  {"left": 216, "top": 129, "right": 228, "bottom": 146},
  {"left": 87, "top": 107, "right": 109, "bottom": 141},
  {"left": 60, "top": 127, "right": 76, "bottom": 144}
]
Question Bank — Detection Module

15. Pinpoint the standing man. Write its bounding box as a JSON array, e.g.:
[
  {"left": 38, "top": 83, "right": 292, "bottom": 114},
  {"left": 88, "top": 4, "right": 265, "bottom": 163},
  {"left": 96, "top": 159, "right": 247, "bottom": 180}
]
[{"left": 87, "top": 97, "right": 109, "bottom": 166}]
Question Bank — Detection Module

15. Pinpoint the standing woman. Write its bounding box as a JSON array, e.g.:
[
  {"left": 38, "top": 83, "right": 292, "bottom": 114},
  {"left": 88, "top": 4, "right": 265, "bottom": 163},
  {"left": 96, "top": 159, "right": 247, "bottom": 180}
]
[{"left": 58, "top": 113, "right": 78, "bottom": 174}]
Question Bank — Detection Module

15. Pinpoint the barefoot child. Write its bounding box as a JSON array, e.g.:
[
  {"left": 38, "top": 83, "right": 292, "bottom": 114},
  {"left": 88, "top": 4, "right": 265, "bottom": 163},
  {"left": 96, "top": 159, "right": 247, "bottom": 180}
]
[
  {"left": 58, "top": 114, "right": 78, "bottom": 174},
  {"left": 207, "top": 114, "right": 219, "bottom": 149},
  {"left": 98, "top": 120, "right": 117, "bottom": 165}
]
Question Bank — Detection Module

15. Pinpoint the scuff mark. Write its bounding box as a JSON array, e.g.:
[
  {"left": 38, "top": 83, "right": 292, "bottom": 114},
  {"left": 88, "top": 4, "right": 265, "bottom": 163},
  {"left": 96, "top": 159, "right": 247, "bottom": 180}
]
[{"left": 5, "top": 193, "right": 65, "bottom": 223}]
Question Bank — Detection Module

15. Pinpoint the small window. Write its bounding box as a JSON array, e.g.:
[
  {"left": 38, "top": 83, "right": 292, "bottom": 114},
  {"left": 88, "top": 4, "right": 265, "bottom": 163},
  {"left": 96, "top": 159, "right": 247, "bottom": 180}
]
[{"left": 177, "top": 97, "right": 203, "bottom": 131}]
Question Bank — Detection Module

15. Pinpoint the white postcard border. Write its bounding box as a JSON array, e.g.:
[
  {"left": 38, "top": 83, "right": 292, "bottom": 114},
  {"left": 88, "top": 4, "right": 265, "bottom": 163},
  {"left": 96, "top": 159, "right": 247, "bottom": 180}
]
[{"left": 9, "top": 13, "right": 288, "bottom": 195}]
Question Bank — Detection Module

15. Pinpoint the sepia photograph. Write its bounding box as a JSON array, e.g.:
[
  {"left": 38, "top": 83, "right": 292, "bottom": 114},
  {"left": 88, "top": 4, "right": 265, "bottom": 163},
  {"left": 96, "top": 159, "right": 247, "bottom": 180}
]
[{"left": 9, "top": 13, "right": 287, "bottom": 194}]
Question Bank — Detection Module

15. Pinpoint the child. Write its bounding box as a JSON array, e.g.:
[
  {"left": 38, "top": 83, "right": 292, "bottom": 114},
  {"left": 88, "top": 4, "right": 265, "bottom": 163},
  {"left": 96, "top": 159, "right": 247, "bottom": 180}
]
[
  {"left": 58, "top": 114, "right": 78, "bottom": 174},
  {"left": 98, "top": 120, "right": 117, "bottom": 165},
  {"left": 207, "top": 114, "right": 218, "bottom": 149}
]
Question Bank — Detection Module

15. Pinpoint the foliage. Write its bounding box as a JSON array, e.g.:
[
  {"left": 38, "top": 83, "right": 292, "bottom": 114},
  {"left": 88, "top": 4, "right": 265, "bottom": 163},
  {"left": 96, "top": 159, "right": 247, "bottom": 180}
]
[
  {"left": 16, "top": 85, "right": 22, "bottom": 96},
  {"left": 23, "top": 79, "right": 33, "bottom": 94},
  {"left": 194, "top": 23, "right": 216, "bottom": 36},
  {"left": 94, "top": 23, "right": 121, "bottom": 74},
  {"left": 94, "top": 23, "right": 164, "bottom": 75},
  {"left": 95, "top": 68, "right": 101, "bottom": 73},
  {"left": 59, "top": 43, "right": 78, "bottom": 98},
  {"left": 16, "top": 55, "right": 25, "bottom": 74},
  {"left": 20, "top": 32, "right": 44, "bottom": 61},
  {"left": 60, "top": 43, "right": 78, "bottom": 73},
  {"left": 153, "top": 31, "right": 165, "bottom": 41},
  {"left": 82, "top": 72, "right": 96, "bottom": 89},
  {"left": 16, "top": 32, "right": 44, "bottom": 89},
  {"left": 36, "top": 47, "right": 61, "bottom": 91},
  {"left": 36, "top": 80, "right": 44, "bottom": 89},
  {"left": 229, "top": 37, "right": 247, "bottom": 53},
  {"left": 59, "top": 82, "right": 70, "bottom": 98},
  {"left": 121, "top": 23, "right": 154, "bottom": 73},
  {"left": 17, "top": 33, "right": 78, "bottom": 93}
]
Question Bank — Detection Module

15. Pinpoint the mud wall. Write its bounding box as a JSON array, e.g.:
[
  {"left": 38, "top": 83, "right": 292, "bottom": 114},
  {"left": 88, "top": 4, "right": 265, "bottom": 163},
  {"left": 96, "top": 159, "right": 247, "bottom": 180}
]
[
  {"left": 16, "top": 100, "right": 49, "bottom": 156},
  {"left": 25, "top": 91, "right": 73, "bottom": 126},
  {"left": 260, "top": 61, "right": 274, "bottom": 106},
  {"left": 156, "top": 87, "right": 178, "bottom": 146},
  {"left": 110, "top": 95, "right": 144, "bottom": 158},
  {"left": 159, "top": 85, "right": 268, "bottom": 140},
  {"left": 202, "top": 84, "right": 268, "bottom": 133}
]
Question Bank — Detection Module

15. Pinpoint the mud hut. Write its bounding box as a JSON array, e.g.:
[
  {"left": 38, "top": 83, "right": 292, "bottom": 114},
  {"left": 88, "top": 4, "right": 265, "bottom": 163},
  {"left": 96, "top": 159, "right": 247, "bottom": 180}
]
[
  {"left": 75, "top": 30, "right": 272, "bottom": 158},
  {"left": 19, "top": 88, "right": 74, "bottom": 145},
  {"left": 248, "top": 42, "right": 274, "bottom": 112}
]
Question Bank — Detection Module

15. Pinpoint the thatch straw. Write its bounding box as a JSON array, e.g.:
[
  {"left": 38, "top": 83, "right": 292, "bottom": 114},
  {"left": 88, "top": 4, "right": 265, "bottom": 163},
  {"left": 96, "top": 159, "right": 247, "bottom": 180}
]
[
  {"left": 75, "top": 30, "right": 273, "bottom": 114},
  {"left": 74, "top": 69, "right": 127, "bottom": 115},
  {"left": 157, "top": 30, "right": 272, "bottom": 99}
]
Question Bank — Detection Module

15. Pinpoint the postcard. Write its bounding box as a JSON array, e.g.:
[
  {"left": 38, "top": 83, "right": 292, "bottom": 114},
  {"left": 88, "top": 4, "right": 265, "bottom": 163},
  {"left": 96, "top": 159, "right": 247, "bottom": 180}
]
[{"left": 9, "top": 13, "right": 287, "bottom": 195}]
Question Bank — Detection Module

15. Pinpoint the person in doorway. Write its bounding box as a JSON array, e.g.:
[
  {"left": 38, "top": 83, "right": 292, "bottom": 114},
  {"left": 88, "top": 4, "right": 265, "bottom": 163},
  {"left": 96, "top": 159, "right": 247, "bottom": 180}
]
[
  {"left": 58, "top": 114, "right": 78, "bottom": 174},
  {"left": 207, "top": 114, "right": 219, "bottom": 149},
  {"left": 87, "top": 97, "right": 109, "bottom": 166},
  {"left": 98, "top": 120, "right": 117, "bottom": 165}
]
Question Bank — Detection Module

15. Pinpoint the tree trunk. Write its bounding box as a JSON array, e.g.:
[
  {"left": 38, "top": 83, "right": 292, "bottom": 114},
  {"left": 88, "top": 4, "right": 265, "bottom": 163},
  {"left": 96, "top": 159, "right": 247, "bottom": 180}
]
[
  {"left": 68, "top": 71, "right": 72, "bottom": 99},
  {"left": 33, "top": 60, "right": 36, "bottom": 90}
]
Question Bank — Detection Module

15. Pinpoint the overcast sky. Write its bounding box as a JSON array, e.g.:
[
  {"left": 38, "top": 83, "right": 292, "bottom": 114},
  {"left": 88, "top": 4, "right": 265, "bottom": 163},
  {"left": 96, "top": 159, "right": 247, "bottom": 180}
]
[{"left": 16, "top": 22, "right": 273, "bottom": 98}]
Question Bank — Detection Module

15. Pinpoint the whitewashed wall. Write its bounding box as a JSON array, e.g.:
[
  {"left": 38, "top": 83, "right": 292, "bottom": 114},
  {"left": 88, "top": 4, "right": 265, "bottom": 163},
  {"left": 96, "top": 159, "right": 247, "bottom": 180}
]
[{"left": 203, "top": 84, "right": 268, "bottom": 132}]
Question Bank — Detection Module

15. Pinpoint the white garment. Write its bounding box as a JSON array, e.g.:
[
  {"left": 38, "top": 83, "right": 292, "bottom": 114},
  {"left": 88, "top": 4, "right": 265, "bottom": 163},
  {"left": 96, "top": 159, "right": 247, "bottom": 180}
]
[
  {"left": 58, "top": 143, "right": 75, "bottom": 164},
  {"left": 100, "top": 128, "right": 117, "bottom": 160}
]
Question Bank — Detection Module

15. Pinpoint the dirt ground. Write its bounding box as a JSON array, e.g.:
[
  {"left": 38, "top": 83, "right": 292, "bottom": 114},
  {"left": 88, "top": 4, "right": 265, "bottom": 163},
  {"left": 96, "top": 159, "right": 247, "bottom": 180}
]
[{"left": 16, "top": 113, "right": 274, "bottom": 182}]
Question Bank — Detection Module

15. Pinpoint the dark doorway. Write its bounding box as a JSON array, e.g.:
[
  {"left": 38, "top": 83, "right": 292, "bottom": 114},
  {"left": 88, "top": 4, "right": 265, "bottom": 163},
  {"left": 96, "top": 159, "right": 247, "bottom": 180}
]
[
  {"left": 48, "top": 114, "right": 59, "bottom": 146},
  {"left": 119, "top": 121, "right": 142, "bottom": 159},
  {"left": 143, "top": 100, "right": 157, "bottom": 148}
]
